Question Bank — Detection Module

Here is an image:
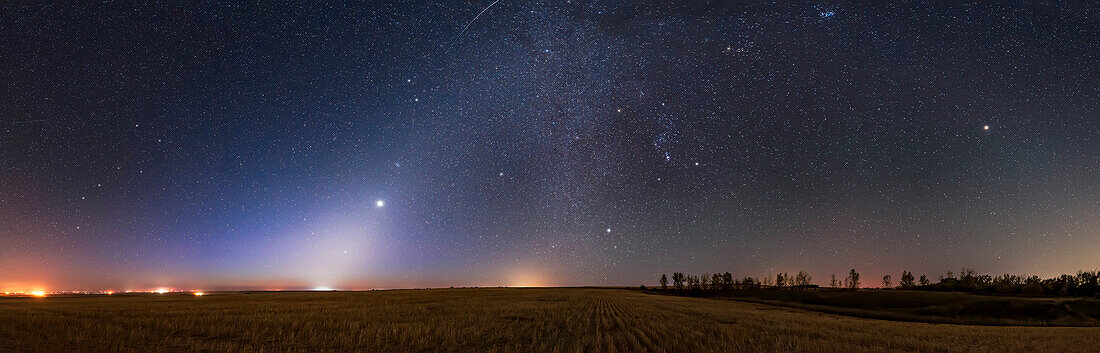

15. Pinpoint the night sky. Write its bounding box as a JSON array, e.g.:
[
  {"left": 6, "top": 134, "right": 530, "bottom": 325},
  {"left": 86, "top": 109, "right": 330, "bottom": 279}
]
[{"left": 2, "top": 1, "right": 1098, "bottom": 291}]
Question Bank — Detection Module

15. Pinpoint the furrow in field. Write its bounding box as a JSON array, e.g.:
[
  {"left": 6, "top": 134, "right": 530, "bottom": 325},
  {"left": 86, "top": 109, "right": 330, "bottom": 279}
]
[
  {"left": 621, "top": 297, "right": 672, "bottom": 353},
  {"left": 589, "top": 292, "right": 660, "bottom": 353},
  {"left": 574, "top": 291, "right": 600, "bottom": 352}
]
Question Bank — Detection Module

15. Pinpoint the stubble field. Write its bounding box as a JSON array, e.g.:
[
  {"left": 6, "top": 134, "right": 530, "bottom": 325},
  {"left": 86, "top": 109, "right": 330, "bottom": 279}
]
[{"left": 1, "top": 288, "right": 1098, "bottom": 352}]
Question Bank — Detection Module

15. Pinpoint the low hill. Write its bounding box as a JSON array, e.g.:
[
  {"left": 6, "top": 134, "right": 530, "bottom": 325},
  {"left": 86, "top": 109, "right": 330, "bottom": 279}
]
[{"left": 704, "top": 289, "right": 1100, "bottom": 326}]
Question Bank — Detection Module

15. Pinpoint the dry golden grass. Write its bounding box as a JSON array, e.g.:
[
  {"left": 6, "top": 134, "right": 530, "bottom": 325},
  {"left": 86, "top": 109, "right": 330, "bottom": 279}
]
[{"left": 1, "top": 288, "right": 1098, "bottom": 352}]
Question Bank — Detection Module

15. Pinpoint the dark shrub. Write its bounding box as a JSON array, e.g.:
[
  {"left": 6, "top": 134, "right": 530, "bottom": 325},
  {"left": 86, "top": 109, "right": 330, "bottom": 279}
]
[{"left": 1021, "top": 282, "right": 1044, "bottom": 295}]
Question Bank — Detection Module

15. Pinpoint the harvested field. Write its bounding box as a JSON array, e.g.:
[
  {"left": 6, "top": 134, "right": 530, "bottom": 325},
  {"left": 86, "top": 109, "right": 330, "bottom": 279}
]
[{"left": 1, "top": 288, "right": 1098, "bottom": 352}]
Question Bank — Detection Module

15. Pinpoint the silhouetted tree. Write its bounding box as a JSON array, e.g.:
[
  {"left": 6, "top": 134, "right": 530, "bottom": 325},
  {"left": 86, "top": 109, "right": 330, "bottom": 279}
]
[
  {"left": 955, "top": 268, "right": 981, "bottom": 291},
  {"left": 919, "top": 274, "right": 930, "bottom": 286},
  {"left": 830, "top": 274, "right": 840, "bottom": 288},
  {"left": 882, "top": 275, "right": 892, "bottom": 289},
  {"left": 660, "top": 274, "right": 668, "bottom": 290},
  {"left": 993, "top": 274, "right": 1021, "bottom": 294},
  {"left": 900, "top": 270, "right": 915, "bottom": 289},
  {"left": 795, "top": 271, "right": 812, "bottom": 288},
  {"left": 1022, "top": 281, "right": 1044, "bottom": 295},
  {"left": 1077, "top": 271, "right": 1099, "bottom": 297},
  {"left": 672, "top": 272, "right": 685, "bottom": 290},
  {"left": 701, "top": 273, "right": 710, "bottom": 290},
  {"left": 722, "top": 272, "right": 734, "bottom": 290},
  {"left": 742, "top": 276, "right": 756, "bottom": 290},
  {"left": 846, "top": 269, "right": 861, "bottom": 290},
  {"left": 685, "top": 275, "right": 702, "bottom": 296},
  {"left": 775, "top": 273, "right": 787, "bottom": 288},
  {"left": 712, "top": 273, "right": 722, "bottom": 291}
]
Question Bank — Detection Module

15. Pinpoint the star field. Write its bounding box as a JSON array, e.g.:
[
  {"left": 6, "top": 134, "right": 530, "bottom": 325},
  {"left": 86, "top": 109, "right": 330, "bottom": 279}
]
[{"left": 1, "top": 1, "right": 1098, "bottom": 290}]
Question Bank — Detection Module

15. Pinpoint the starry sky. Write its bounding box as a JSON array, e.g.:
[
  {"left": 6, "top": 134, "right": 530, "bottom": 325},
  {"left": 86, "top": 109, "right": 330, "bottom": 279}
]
[{"left": 2, "top": 1, "right": 1098, "bottom": 291}]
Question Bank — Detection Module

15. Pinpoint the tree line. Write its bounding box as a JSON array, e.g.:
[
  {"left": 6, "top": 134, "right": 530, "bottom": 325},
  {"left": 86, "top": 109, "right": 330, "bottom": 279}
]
[
  {"left": 653, "top": 269, "right": 1100, "bottom": 297},
  {"left": 909, "top": 269, "right": 1099, "bottom": 297},
  {"left": 655, "top": 270, "right": 830, "bottom": 295}
]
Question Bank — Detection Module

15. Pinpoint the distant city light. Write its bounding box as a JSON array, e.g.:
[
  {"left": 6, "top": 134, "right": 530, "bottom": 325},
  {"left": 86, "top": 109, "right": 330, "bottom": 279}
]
[
  {"left": 154, "top": 288, "right": 170, "bottom": 294},
  {"left": 30, "top": 291, "right": 46, "bottom": 297},
  {"left": 312, "top": 286, "right": 335, "bottom": 291},
  {"left": 193, "top": 291, "right": 205, "bottom": 296}
]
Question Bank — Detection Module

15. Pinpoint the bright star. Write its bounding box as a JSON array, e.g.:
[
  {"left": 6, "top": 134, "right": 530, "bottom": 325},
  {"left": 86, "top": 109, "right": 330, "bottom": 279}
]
[
  {"left": 375, "top": 200, "right": 385, "bottom": 208},
  {"left": 983, "top": 125, "right": 990, "bottom": 130}
]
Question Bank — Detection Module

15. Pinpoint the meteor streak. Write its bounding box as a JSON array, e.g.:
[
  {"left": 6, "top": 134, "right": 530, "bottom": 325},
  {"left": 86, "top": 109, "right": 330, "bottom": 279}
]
[{"left": 452, "top": 0, "right": 503, "bottom": 45}]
